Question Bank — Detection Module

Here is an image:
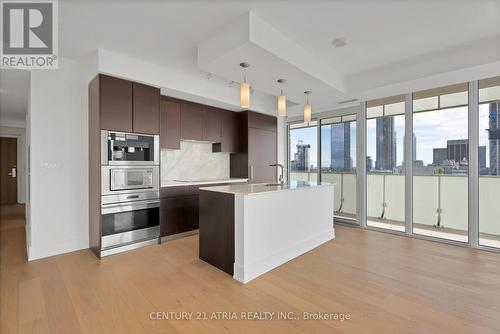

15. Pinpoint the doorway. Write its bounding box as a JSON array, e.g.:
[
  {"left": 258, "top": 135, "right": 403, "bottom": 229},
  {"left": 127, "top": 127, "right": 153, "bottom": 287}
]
[{"left": 1, "top": 137, "right": 17, "bottom": 205}]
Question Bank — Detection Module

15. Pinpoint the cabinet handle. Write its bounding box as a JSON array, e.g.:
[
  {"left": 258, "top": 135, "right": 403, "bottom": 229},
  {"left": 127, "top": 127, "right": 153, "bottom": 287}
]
[
  {"left": 126, "top": 195, "right": 140, "bottom": 199},
  {"left": 249, "top": 166, "right": 254, "bottom": 179}
]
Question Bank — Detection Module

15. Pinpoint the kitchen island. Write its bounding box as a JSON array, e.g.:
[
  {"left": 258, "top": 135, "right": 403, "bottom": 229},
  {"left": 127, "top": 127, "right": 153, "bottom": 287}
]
[{"left": 199, "top": 181, "right": 334, "bottom": 283}]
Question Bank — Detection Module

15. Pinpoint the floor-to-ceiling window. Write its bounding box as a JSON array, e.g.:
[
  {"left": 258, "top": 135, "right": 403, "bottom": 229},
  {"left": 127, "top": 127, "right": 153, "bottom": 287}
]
[
  {"left": 286, "top": 78, "right": 500, "bottom": 252},
  {"left": 478, "top": 76, "right": 500, "bottom": 248},
  {"left": 320, "top": 114, "right": 356, "bottom": 222},
  {"left": 366, "top": 96, "right": 406, "bottom": 231},
  {"left": 288, "top": 121, "right": 318, "bottom": 182},
  {"left": 412, "top": 83, "right": 469, "bottom": 242}
]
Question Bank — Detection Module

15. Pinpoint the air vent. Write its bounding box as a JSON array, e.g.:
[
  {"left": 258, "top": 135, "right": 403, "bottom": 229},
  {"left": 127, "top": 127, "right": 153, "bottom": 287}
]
[{"left": 337, "top": 98, "right": 358, "bottom": 105}]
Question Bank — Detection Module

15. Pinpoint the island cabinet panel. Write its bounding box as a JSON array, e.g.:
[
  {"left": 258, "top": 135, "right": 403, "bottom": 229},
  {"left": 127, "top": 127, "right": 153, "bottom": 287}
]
[
  {"left": 180, "top": 102, "right": 204, "bottom": 141},
  {"left": 132, "top": 82, "right": 160, "bottom": 134},
  {"left": 202, "top": 107, "right": 222, "bottom": 142},
  {"left": 99, "top": 74, "right": 133, "bottom": 132},
  {"left": 160, "top": 98, "right": 181, "bottom": 149},
  {"left": 199, "top": 190, "right": 235, "bottom": 275}
]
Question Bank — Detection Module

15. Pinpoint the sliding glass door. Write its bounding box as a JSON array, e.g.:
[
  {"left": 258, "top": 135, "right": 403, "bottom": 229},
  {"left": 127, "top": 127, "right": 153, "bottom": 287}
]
[
  {"left": 320, "top": 115, "right": 357, "bottom": 222},
  {"left": 412, "top": 83, "right": 469, "bottom": 242},
  {"left": 366, "top": 96, "right": 406, "bottom": 231},
  {"left": 479, "top": 77, "right": 500, "bottom": 249},
  {"left": 288, "top": 121, "right": 318, "bottom": 182}
]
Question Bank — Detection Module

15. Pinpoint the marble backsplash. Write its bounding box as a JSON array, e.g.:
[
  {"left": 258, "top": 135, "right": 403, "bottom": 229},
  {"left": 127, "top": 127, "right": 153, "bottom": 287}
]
[{"left": 161, "top": 141, "right": 230, "bottom": 181}]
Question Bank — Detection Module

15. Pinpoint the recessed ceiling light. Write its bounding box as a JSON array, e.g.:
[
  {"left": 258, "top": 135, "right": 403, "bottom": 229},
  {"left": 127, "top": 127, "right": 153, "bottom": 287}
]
[{"left": 331, "top": 37, "right": 347, "bottom": 48}]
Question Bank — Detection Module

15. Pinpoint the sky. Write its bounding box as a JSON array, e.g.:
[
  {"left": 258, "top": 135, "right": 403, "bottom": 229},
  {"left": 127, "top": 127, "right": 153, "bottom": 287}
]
[{"left": 289, "top": 103, "right": 492, "bottom": 168}]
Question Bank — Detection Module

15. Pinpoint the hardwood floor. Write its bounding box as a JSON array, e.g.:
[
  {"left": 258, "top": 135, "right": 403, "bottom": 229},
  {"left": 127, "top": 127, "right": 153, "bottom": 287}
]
[{"left": 1, "top": 208, "right": 500, "bottom": 333}]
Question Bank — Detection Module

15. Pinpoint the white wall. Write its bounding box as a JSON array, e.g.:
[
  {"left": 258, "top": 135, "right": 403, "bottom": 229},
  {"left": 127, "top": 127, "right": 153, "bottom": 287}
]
[
  {"left": 28, "top": 57, "right": 96, "bottom": 260},
  {"left": 0, "top": 124, "right": 27, "bottom": 203}
]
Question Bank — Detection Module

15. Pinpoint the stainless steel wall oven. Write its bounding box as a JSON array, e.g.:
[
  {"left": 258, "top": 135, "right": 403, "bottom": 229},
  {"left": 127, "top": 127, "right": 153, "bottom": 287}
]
[{"left": 100, "top": 131, "right": 160, "bottom": 257}]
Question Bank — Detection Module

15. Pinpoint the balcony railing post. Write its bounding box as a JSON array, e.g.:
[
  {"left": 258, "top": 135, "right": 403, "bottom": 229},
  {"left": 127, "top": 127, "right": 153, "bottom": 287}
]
[
  {"left": 357, "top": 102, "right": 367, "bottom": 227},
  {"left": 469, "top": 80, "right": 479, "bottom": 247},
  {"left": 404, "top": 92, "right": 413, "bottom": 235}
]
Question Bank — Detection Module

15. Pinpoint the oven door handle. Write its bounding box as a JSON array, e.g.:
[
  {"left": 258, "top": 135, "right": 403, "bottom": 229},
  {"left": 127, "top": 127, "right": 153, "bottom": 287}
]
[{"left": 101, "top": 200, "right": 160, "bottom": 215}]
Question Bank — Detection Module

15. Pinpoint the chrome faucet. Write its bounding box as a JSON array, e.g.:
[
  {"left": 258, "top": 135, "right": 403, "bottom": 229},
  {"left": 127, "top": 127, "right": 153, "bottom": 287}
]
[{"left": 269, "top": 164, "right": 285, "bottom": 185}]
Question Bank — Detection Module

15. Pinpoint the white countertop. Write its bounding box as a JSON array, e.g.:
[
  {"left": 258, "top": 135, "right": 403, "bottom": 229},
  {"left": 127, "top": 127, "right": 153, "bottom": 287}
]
[
  {"left": 199, "top": 180, "right": 334, "bottom": 195},
  {"left": 161, "top": 178, "right": 248, "bottom": 187}
]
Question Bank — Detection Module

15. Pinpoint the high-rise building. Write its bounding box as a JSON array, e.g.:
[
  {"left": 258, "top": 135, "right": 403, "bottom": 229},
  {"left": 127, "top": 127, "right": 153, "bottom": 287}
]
[
  {"left": 293, "top": 140, "right": 311, "bottom": 171},
  {"left": 375, "top": 117, "right": 397, "bottom": 170},
  {"left": 403, "top": 133, "right": 417, "bottom": 161},
  {"left": 433, "top": 148, "right": 447, "bottom": 166},
  {"left": 366, "top": 156, "right": 373, "bottom": 171},
  {"left": 330, "top": 122, "right": 351, "bottom": 171},
  {"left": 479, "top": 146, "right": 487, "bottom": 170},
  {"left": 447, "top": 139, "right": 469, "bottom": 163},
  {"left": 489, "top": 102, "right": 500, "bottom": 175}
]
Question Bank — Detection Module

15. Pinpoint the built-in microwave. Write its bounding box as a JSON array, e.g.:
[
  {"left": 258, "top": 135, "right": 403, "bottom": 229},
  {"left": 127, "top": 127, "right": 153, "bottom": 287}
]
[
  {"left": 101, "top": 166, "right": 159, "bottom": 196},
  {"left": 101, "top": 130, "right": 159, "bottom": 166}
]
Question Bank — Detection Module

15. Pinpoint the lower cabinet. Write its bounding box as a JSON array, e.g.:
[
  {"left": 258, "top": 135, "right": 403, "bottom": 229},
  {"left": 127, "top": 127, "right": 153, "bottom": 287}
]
[
  {"left": 160, "top": 183, "right": 228, "bottom": 238},
  {"left": 160, "top": 195, "right": 198, "bottom": 237}
]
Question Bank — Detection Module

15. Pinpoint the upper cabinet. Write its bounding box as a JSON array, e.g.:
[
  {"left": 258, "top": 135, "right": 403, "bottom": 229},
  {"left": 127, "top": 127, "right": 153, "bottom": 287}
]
[
  {"left": 99, "top": 74, "right": 133, "bottom": 133},
  {"left": 180, "top": 102, "right": 204, "bottom": 141},
  {"left": 202, "top": 107, "right": 222, "bottom": 143},
  {"left": 133, "top": 82, "right": 160, "bottom": 134},
  {"left": 247, "top": 111, "right": 277, "bottom": 132},
  {"left": 230, "top": 111, "right": 277, "bottom": 183},
  {"left": 165, "top": 98, "right": 238, "bottom": 152},
  {"left": 96, "top": 74, "right": 239, "bottom": 150},
  {"left": 213, "top": 110, "right": 239, "bottom": 153},
  {"left": 98, "top": 74, "right": 160, "bottom": 134},
  {"left": 160, "top": 97, "right": 181, "bottom": 150}
]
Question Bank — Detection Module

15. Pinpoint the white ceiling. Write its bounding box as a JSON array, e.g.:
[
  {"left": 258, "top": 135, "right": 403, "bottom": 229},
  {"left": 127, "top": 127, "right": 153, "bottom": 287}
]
[
  {"left": 0, "top": 69, "right": 30, "bottom": 123},
  {"left": 35, "top": 1, "right": 500, "bottom": 116}
]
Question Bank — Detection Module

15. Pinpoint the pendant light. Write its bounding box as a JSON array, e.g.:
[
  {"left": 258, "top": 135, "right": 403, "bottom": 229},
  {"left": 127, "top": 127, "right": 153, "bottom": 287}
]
[
  {"left": 303, "top": 91, "right": 312, "bottom": 123},
  {"left": 277, "top": 79, "right": 287, "bottom": 116},
  {"left": 239, "top": 62, "right": 250, "bottom": 109}
]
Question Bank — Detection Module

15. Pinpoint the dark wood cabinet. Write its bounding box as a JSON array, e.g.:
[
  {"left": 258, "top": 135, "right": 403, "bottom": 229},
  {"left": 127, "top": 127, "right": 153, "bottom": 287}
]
[
  {"left": 199, "top": 190, "right": 235, "bottom": 275},
  {"left": 180, "top": 102, "right": 204, "bottom": 141},
  {"left": 133, "top": 82, "right": 160, "bottom": 134},
  {"left": 160, "top": 186, "right": 197, "bottom": 237},
  {"left": 160, "top": 183, "right": 232, "bottom": 238},
  {"left": 213, "top": 110, "right": 239, "bottom": 153},
  {"left": 248, "top": 111, "right": 277, "bottom": 132},
  {"left": 161, "top": 97, "right": 239, "bottom": 152},
  {"left": 98, "top": 74, "right": 160, "bottom": 134},
  {"left": 160, "top": 98, "right": 181, "bottom": 149},
  {"left": 161, "top": 195, "right": 198, "bottom": 237},
  {"left": 99, "top": 74, "right": 133, "bottom": 132},
  {"left": 202, "top": 107, "right": 222, "bottom": 142},
  {"left": 248, "top": 127, "right": 277, "bottom": 183},
  {"left": 230, "top": 111, "right": 277, "bottom": 183}
]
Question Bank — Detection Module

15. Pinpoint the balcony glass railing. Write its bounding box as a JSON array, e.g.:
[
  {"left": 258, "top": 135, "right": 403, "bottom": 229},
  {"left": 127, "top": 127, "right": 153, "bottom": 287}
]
[{"left": 290, "top": 171, "right": 500, "bottom": 247}]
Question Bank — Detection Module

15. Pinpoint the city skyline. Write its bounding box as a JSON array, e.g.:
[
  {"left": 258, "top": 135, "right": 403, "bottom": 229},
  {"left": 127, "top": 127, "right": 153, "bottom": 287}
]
[{"left": 289, "top": 102, "right": 499, "bottom": 174}]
